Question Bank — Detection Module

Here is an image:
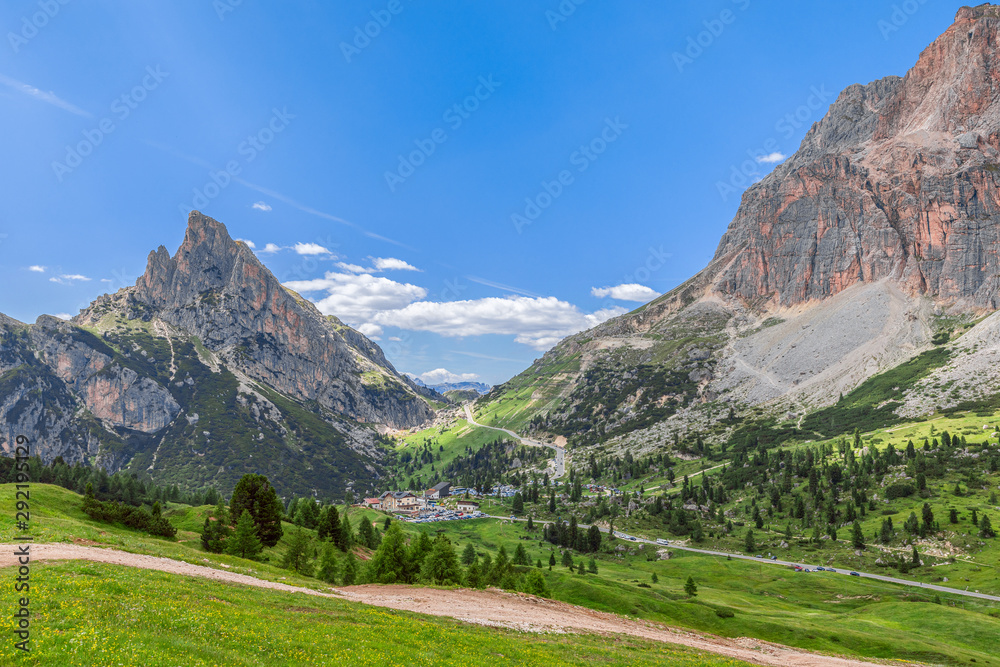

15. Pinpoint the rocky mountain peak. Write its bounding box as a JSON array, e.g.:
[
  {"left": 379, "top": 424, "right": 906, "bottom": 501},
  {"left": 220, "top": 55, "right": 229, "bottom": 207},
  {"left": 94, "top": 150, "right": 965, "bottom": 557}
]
[
  {"left": 135, "top": 211, "right": 257, "bottom": 309},
  {"left": 710, "top": 5, "right": 1000, "bottom": 310}
]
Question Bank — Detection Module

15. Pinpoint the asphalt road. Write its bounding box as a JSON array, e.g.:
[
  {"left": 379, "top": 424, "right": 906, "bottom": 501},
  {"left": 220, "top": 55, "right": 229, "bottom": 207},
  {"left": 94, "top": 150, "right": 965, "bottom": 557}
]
[
  {"left": 464, "top": 404, "right": 566, "bottom": 478},
  {"left": 483, "top": 514, "right": 1000, "bottom": 603}
]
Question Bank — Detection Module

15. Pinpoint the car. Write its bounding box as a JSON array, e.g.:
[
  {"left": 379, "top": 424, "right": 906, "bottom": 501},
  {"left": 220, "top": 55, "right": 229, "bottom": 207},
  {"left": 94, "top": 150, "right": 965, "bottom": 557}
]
[
  {"left": 629, "top": 537, "right": 637, "bottom": 541},
  {"left": 756, "top": 554, "right": 763, "bottom": 559},
  {"left": 510, "top": 515, "right": 516, "bottom": 519},
  {"left": 827, "top": 569, "right": 836, "bottom": 573},
  {"left": 803, "top": 569, "right": 811, "bottom": 573},
  {"left": 771, "top": 556, "right": 777, "bottom": 561},
  {"left": 656, "top": 538, "right": 670, "bottom": 546},
  {"left": 815, "top": 567, "right": 825, "bottom": 571},
  {"left": 849, "top": 571, "right": 860, "bottom": 577}
]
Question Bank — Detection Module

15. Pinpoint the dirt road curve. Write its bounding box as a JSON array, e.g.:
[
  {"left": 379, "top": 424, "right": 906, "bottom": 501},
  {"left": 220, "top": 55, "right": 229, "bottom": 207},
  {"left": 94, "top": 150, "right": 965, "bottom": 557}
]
[{"left": 12, "top": 544, "right": 903, "bottom": 667}]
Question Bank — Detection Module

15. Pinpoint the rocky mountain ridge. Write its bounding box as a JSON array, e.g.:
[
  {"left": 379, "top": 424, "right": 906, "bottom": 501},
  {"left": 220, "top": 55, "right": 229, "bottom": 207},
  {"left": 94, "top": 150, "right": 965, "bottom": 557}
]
[
  {"left": 475, "top": 5, "right": 1000, "bottom": 453},
  {"left": 0, "top": 212, "right": 437, "bottom": 498}
]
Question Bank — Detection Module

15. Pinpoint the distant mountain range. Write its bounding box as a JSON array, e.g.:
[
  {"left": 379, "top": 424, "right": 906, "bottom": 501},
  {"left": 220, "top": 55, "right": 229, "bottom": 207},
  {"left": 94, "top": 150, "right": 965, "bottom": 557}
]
[
  {"left": 409, "top": 378, "right": 491, "bottom": 396},
  {"left": 0, "top": 213, "right": 439, "bottom": 498},
  {"left": 477, "top": 5, "right": 1000, "bottom": 451}
]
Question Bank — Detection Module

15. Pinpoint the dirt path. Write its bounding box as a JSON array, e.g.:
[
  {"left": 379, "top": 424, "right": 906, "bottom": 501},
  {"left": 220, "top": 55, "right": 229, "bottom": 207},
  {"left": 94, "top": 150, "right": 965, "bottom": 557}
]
[{"left": 10, "top": 544, "right": 905, "bottom": 667}]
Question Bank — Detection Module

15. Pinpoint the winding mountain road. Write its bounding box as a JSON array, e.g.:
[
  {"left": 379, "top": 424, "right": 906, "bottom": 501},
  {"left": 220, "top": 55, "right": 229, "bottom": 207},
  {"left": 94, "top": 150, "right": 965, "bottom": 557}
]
[
  {"left": 464, "top": 404, "right": 566, "bottom": 478},
  {"left": 485, "top": 515, "right": 1000, "bottom": 603}
]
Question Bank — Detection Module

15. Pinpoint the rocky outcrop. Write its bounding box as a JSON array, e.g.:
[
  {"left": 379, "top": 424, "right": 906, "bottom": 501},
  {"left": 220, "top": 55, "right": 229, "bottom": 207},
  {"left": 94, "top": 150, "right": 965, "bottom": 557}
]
[{"left": 712, "top": 6, "right": 1000, "bottom": 310}]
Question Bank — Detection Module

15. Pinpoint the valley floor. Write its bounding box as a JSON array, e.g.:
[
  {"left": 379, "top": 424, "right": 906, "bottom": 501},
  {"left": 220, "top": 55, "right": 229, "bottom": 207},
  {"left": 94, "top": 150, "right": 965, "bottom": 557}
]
[{"left": 8, "top": 543, "right": 892, "bottom": 667}]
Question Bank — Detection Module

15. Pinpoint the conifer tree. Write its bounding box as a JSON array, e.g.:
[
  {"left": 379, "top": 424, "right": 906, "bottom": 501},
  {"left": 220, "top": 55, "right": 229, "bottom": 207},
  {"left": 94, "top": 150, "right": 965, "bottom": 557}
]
[
  {"left": 282, "top": 529, "right": 314, "bottom": 576},
  {"left": 341, "top": 552, "right": 358, "bottom": 585},
  {"left": 226, "top": 510, "right": 263, "bottom": 560},
  {"left": 317, "top": 542, "right": 340, "bottom": 584},
  {"left": 684, "top": 576, "right": 697, "bottom": 597}
]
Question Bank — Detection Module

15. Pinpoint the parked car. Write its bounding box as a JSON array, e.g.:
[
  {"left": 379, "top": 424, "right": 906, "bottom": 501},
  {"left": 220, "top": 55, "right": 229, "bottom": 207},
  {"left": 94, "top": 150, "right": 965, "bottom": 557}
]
[
  {"left": 770, "top": 556, "right": 777, "bottom": 561},
  {"left": 850, "top": 571, "right": 860, "bottom": 577},
  {"left": 656, "top": 538, "right": 670, "bottom": 546}
]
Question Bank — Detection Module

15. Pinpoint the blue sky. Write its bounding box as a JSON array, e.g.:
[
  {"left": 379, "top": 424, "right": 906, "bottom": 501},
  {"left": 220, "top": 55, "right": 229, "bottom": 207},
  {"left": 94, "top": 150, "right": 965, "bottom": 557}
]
[{"left": 0, "top": 0, "right": 961, "bottom": 385}]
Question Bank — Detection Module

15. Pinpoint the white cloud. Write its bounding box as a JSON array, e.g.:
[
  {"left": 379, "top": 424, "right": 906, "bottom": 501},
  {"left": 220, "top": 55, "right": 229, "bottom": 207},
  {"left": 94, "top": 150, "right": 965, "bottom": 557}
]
[
  {"left": 756, "top": 152, "right": 787, "bottom": 164},
  {"left": 236, "top": 239, "right": 256, "bottom": 249},
  {"left": 53, "top": 313, "right": 73, "bottom": 320},
  {"left": 293, "top": 242, "right": 334, "bottom": 256},
  {"left": 372, "top": 296, "right": 626, "bottom": 351},
  {"left": 591, "top": 283, "right": 660, "bottom": 303},
  {"left": 337, "top": 262, "right": 373, "bottom": 274},
  {"left": 260, "top": 243, "right": 283, "bottom": 254},
  {"left": 373, "top": 257, "right": 420, "bottom": 272},
  {"left": 417, "top": 368, "right": 480, "bottom": 385},
  {"left": 0, "top": 73, "right": 92, "bottom": 118},
  {"left": 284, "top": 272, "right": 427, "bottom": 323},
  {"left": 388, "top": 336, "right": 403, "bottom": 342},
  {"left": 49, "top": 274, "right": 91, "bottom": 285},
  {"left": 252, "top": 201, "right": 272, "bottom": 212},
  {"left": 357, "top": 323, "right": 384, "bottom": 339},
  {"left": 28, "top": 265, "right": 46, "bottom": 273}
]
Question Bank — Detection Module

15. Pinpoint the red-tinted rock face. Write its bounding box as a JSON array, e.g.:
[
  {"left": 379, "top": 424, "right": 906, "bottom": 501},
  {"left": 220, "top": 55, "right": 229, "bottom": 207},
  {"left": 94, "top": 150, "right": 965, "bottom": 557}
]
[{"left": 712, "top": 6, "right": 1000, "bottom": 310}]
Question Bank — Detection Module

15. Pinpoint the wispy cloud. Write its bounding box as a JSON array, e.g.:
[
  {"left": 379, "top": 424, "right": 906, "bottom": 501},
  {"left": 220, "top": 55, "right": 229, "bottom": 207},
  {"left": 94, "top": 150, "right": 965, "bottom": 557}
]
[
  {"left": 49, "top": 274, "right": 91, "bottom": 285},
  {"left": 252, "top": 201, "right": 272, "bottom": 212},
  {"left": 466, "top": 276, "right": 542, "bottom": 298},
  {"left": 260, "top": 243, "right": 282, "bottom": 254},
  {"left": 28, "top": 265, "right": 46, "bottom": 273},
  {"left": 236, "top": 239, "right": 256, "bottom": 249},
  {"left": 0, "top": 73, "right": 92, "bottom": 118}
]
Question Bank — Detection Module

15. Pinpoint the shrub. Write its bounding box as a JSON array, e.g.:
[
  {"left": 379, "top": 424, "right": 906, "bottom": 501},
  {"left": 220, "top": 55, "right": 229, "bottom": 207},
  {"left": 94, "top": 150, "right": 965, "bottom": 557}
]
[
  {"left": 885, "top": 483, "right": 916, "bottom": 500},
  {"left": 81, "top": 495, "right": 176, "bottom": 538},
  {"left": 715, "top": 608, "right": 735, "bottom": 618}
]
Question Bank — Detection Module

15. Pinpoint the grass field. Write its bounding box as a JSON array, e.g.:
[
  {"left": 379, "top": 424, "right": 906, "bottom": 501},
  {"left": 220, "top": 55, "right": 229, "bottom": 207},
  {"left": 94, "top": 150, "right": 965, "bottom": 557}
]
[
  {"left": 8, "top": 481, "right": 1000, "bottom": 664},
  {"left": 394, "top": 417, "right": 510, "bottom": 486},
  {"left": 391, "top": 512, "right": 1000, "bottom": 666},
  {"left": 0, "top": 561, "right": 751, "bottom": 667}
]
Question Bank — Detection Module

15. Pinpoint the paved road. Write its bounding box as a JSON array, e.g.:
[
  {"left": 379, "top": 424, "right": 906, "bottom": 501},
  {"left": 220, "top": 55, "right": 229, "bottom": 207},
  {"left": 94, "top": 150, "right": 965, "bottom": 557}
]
[
  {"left": 484, "top": 514, "right": 1000, "bottom": 603},
  {"left": 464, "top": 404, "right": 566, "bottom": 478}
]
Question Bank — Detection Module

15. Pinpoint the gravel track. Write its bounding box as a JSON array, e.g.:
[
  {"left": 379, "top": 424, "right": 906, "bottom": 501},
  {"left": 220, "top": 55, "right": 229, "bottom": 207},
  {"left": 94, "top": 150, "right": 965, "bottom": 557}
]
[{"left": 6, "top": 543, "right": 909, "bottom": 667}]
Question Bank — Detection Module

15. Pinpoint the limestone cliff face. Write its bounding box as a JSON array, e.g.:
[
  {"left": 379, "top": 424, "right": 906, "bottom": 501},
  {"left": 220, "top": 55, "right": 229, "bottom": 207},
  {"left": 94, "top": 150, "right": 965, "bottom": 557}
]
[{"left": 712, "top": 5, "right": 1000, "bottom": 310}]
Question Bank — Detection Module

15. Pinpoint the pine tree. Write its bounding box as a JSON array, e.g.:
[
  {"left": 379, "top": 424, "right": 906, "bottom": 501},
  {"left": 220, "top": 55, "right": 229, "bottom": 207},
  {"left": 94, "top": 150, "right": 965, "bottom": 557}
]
[
  {"left": 282, "top": 529, "right": 314, "bottom": 576},
  {"left": 851, "top": 521, "right": 865, "bottom": 549},
  {"left": 911, "top": 545, "right": 920, "bottom": 567},
  {"left": 338, "top": 513, "right": 355, "bottom": 552},
  {"left": 226, "top": 510, "right": 263, "bottom": 560},
  {"left": 587, "top": 556, "right": 598, "bottom": 574},
  {"left": 561, "top": 550, "right": 573, "bottom": 569},
  {"left": 465, "top": 558, "right": 483, "bottom": 589},
  {"left": 318, "top": 505, "right": 341, "bottom": 543},
  {"left": 684, "top": 576, "right": 697, "bottom": 597},
  {"left": 229, "top": 474, "right": 284, "bottom": 547},
  {"left": 461, "top": 543, "right": 477, "bottom": 566},
  {"left": 317, "top": 542, "right": 340, "bottom": 584},
  {"left": 548, "top": 551, "right": 556, "bottom": 569},
  {"left": 513, "top": 542, "right": 530, "bottom": 566},
  {"left": 744, "top": 528, "right": 756, "bottom": 553},
  {"left": 526, "top": 516, "right": 534, "bottom": 531},
  {"left": 367, "top": 523, "right": 409, "bottom": 584},
  {"left": 525, "top": 569, "right": 550, "bottom": 597},
  {"left": 357, "top": 517, "right": 376, "bottom": 549},
  {"left": 980, "top": 514, "right": 996, "bottom": 538},
  {"left": 513, "top": 492, "right": 524, "bottom": 515},
  {"left": 341, "top": 552, "right": 358, "bottom": 585},
  {"left": 651, "top": 572, "right": 658, "bottom": 584},
  {"left": 423, "top": 534, "right": 462, "bottom": 585}
]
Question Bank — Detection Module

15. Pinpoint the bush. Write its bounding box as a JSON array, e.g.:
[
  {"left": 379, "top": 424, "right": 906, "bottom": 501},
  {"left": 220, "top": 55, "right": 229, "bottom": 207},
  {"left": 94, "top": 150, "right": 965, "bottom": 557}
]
[
  {"left": 885, "top": 483, "right": 916, "bottom": 500},
  {"left": 715, "top": 608, "right": 735, "bottom": 618},
  {"left": 81, "top": 495, "right": 176, "bottom": 538}
]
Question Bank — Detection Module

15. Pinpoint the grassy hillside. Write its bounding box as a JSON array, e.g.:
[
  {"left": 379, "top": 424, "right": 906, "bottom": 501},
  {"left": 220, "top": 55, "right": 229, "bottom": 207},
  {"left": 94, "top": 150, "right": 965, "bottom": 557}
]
[
  {"left": 0, "top": 560, "right": 746, "bottom": 667},
  {"left": 383, "top": 508, "right": 1000, "bottom": 665}
]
